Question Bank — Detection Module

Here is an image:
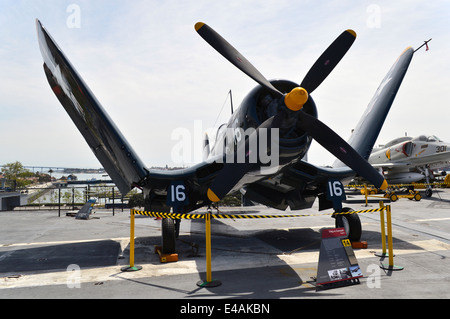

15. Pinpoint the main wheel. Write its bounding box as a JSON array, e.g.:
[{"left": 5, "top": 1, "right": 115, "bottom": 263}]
[
  {"left": 162, "top": 218, "right": 176, "bottom": 254},
  {"left": 334, "top": 208, "right": 362, "bottom": 242}
]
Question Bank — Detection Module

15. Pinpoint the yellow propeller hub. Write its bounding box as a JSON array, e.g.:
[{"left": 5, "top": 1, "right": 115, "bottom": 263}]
[{"left": 285, "top": 87, "right": 309, "bottom": 111}]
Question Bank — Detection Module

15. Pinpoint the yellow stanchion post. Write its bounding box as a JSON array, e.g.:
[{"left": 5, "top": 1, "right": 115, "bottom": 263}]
[
  {"left": 375, "top": 201, "right": 388, "bottom": 257},
  {"left": 121, "top": 209, "right": 142, "bottom": 272},
  {"left": 206, "top": 211, "right": 212, "bottom": 282},
  {"left": 197, "top": 210, "right": 221, "bottom": 288},
  {"left": 364, "top": 184, "right": 368, "bottom": 207},
  {"left": 380, "top": 204, "right": 404, "bottom": 271},
  {"left": 386, "top": 205, "right": 394, "bottom": 266}
]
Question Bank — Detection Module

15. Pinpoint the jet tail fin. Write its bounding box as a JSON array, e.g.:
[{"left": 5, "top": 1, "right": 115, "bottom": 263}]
[
  {"left": 75, "top": 199, "right": 96, "bottom": 220},
  {"left": 36, "top": 20, "right": 148, "bottom": 195},
  {"left": 333, "top": 47, "right": 414, "bottom": 167}
]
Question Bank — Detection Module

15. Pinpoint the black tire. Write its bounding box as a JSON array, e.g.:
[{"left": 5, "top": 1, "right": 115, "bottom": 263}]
[
  {"left": 425, "top": 188, "right": 433, "bottom": 198},
  {"left": 162, "top": 218, "right": 176, "bottom": 254},
  {"left": 335, "top": 208, "right": 362, "bottom": 242}
]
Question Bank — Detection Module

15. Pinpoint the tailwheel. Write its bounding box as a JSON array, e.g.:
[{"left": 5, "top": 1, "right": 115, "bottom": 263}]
[
  {"left": 162, "top": 218, "right": 176, "bottom": 254},
  {"left": 334, "top": 207, "right": 362, "bottom": 242}
]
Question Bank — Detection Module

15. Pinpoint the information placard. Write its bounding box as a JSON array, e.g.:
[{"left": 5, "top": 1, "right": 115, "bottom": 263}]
[{"left": 316, "top": 228, "right": 362, "bottom": 289}]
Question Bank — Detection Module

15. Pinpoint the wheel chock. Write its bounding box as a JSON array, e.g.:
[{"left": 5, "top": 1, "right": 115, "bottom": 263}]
[
  {"left": 351, "top": 241, "right": 368, "bottom": 249},
  {"left": 154, "top": 245, "right": 178, "bottom": 263}
]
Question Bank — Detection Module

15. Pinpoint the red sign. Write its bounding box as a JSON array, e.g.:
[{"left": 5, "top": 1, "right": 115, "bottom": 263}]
[{"left": 321, "top": 227, "right": 347, "bottom": 239}]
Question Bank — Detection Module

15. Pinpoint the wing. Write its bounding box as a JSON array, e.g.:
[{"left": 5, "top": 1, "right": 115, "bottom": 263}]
[
  {"left": 241, "top": 160, "right": 355, "bottom": 211},
  {"left": 404, "top": 151, "right": 450, "bottom": 167},
  {"left": 36, "top": 20, "right": 226, "bottom": 213},
  {"left": 334, "top": 47, "right": 415, "bottom": 164},
  {"left": 36, "top": 20, "right": 148, "bottom": 195}
]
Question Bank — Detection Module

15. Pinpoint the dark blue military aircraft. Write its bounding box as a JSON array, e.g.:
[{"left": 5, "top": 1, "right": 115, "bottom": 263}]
[{"left": 36, "top": 20, "right": 415, "bottom": 252}]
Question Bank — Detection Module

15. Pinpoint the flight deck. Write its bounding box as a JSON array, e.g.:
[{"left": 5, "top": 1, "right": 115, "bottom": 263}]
[{"left": 1, "top": 189, "right": 450, "bottom": 301}]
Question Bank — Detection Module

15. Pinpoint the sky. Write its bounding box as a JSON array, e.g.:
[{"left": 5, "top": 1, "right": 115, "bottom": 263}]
[{"left": 0, "top": 0, "right": 449, "bottom": 170}]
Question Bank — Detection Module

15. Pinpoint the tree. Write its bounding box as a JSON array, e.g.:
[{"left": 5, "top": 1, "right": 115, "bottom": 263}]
[
  {"left": 1, "top": 161, "right": 31, "bottom": 190},
  {"left": 128, "top": 193, "right": 144, "bottom": 208},
  {"left": 1, "top": 161, "right": 26, "bottom": 179}
]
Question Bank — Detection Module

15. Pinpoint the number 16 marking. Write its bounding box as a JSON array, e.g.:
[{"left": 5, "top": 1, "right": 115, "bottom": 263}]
[
  {"left": 171, "top": 185, "right": 186, "bottom": 202},
  {"left": 328, "top": 180, "right": 343, "bottom": 197}
]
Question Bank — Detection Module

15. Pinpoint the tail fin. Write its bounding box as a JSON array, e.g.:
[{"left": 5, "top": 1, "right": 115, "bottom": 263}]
[
  {"left": 333, "top": 47, "right": 414, "bottom": 167},
  {"left": 36, "top": 20, "right": 148, "bottom": 195},
  {"left": 75, "top": 199, "right": 96, "bottom": 220}
]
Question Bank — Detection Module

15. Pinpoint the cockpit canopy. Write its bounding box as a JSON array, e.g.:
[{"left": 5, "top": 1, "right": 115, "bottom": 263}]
[{"left": 414, "top": 135, "right": 442, "bottom": 143}]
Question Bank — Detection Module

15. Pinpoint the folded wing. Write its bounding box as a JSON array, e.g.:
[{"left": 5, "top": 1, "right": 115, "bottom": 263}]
[{"left": 36, "top": 20, "right": 148, "bottom": 195}]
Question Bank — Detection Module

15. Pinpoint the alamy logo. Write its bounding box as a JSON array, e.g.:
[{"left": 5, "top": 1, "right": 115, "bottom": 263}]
[
  {"left": 66, "top": 264, "right": 81, "bottom": 288},
  {"left": 171, "top": 121, "right": 279, "bottom": 173},
  {"left": 66, "top": 4, "right": 81, "bottom": 29}
]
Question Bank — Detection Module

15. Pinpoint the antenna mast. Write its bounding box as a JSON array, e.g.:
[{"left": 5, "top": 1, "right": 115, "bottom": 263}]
[{"left": 414, "top": 38, "right": 432, "bottom": 53}]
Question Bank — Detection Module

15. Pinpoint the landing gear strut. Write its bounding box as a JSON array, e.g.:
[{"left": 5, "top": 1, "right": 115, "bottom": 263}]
[{"left": 424, "top": 166, "right": 433, "bottom": 198}]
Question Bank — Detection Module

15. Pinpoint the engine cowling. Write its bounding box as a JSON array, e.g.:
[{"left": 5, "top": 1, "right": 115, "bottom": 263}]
[{"left": 236, "top": 80, "right": 317, "bottom": 164}]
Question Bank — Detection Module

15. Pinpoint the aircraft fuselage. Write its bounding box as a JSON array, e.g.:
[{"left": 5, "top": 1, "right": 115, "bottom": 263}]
[{"left": 210, "top": 80, "right": 316, "bottom": 174}]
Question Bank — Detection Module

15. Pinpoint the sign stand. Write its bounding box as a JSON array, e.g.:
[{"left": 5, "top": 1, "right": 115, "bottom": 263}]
[{"left": 316, "top": 228, "right": 362, "bottom": 290}]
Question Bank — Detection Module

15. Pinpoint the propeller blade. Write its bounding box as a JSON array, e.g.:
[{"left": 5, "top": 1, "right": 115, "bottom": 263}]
[
  {"left": 300, "top": 29, "right": 356, "bottom": 93},
  {"left": 297, "top": 111, "right": 387, "bottom": 190},
  {"left": 195, "top": 22, "right": 283, "bottom": 97},
  {"left": 207, "top": 116, "right": 278, "bottom": 202}
]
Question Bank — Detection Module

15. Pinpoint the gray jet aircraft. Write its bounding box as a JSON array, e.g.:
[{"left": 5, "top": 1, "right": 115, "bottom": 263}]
[{"left": 369, "top": 135, "right": 450, "bottom": 197}]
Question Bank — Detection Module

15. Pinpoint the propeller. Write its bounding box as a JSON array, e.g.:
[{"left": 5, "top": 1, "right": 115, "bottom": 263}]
[
  {"left": 195, "top": 22, "right": 283, "bottom": 98},
  {"left": 296, "top": 111, "right": 387, "bottom": 190},
  {"left": 195, "top": 22, "right": 387, "bottom": 202},
  {"left": 300, "top": 29, "right": 356, "bottom": 94}
]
